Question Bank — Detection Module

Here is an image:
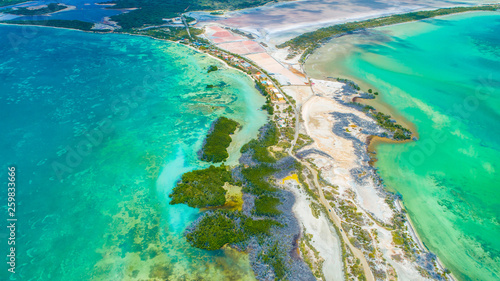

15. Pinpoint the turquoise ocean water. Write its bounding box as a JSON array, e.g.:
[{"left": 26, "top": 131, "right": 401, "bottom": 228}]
[
  {"left": 306, "top": 12, "right": 500, "bottom": 280},
  {"left": 0, "top": 25, "right": 266, "bottom": 280}
]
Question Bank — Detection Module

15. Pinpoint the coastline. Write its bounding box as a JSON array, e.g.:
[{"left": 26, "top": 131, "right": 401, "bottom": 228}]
[
  {"left": 1, "top": 17, "right": 433, "bottom": 280},
  {"left": 400, "top": 200, "right": 457, "bottom": 281},
  {"left": 3, "top": 5, "right": 497, "bottom": 279},
  {"left": 301, "top": 42, "right": 451, "bottom": 281}
]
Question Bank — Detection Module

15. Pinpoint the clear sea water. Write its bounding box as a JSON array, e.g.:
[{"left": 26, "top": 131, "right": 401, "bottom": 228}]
[
  {"left": 0, "top": 25, "right": 267, "bottom": 280},
  {"left": 306, "top": 11, "right": 500, "bottom": 280}
]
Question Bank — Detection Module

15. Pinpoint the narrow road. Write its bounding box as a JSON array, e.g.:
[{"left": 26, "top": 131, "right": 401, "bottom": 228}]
[
  {"left": 296, "top": 158, "right": 375, "bottom": 281},
  {"left": 287, "top": 82, "right": 375, "bottom": 281},
  {"left": 181, "top": 15, "right": 192, "bottom": 39}
]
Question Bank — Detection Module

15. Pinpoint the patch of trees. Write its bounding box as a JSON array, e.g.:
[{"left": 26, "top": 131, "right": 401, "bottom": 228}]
[
  {"left": 185, "top": 210, "right": 281, "bottom": 250},
  {"left": 337, "top": 78, "right": 360, "bottom": 91},
  {"left": 200, "top": 117, "right": 240, "bottom": 163},
  {"left": 253, "top": 195, "right": 282, "bottom": 216},
  {"left": 207, "top": 65, "right": 218, "bottom": 73},
  {"left": 169, "top": 165, "right": 232, "bottom": 208},
  {"left": 373, "top": 112, "right": 411, "bottom": 140},
  {"left": 240, "top": 122, "right": 279, "bottom": 163}
]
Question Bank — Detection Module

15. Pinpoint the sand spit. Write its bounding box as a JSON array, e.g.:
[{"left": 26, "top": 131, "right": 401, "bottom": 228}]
[{"left": 291, "top": 78, "right": 441, "bottom": 280}]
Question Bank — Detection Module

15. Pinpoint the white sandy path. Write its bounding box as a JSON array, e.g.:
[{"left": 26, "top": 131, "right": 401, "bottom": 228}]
[
  {"left": 246, "top": 52, "right": 306, "bottom": 85},
  {"left": 285, "top": 180, "right": 343, "bottom": 281}
]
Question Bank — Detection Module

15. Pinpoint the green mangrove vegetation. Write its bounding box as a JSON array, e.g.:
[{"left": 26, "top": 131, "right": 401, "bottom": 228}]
[
  {"left": 169, "top": 165, "right": 232, "bottom": 208},
  {"left": 200, "top": 117, "right": 240, "bottom": 163},
  {"left": 373, "top": 112, "right": 411, "bottom": 140},
  {"left": 337, "top": 78, "right": 361, "bottom": 91},
  {"left": 253, "top": 195, "right": 282, "bottom": 216},
  {"left": 240, "top": 122, "right": 279, "bottom": 163},
  {"left": 185, "top": 210, "right": 281, "bottom": 250},
  {"left": 172, "top": 121, "right": 296, "bottom": 277},
  {"left": 185, "top": 211, "right": 245, "bottom": 250},
  {"left": 241, "top": 166, "right": 278, "bottom": 195},
  {"left": 278, "top": 5, "right": 500, "bottom": 61},
  {"left": 207, "top": 65, "right": 218, "bottom": 73}
]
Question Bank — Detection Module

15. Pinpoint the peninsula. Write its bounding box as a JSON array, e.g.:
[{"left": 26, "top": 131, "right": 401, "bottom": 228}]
[{"left": 2, "top": 1, "right": 498, "bottom": 280}]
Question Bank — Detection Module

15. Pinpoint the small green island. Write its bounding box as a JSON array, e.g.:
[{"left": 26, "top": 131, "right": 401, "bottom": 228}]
[
  {"left": 207, "top": 65, "right": 218, "bottom": 73},
  {"left": 4, "top": 3, "right": 67, "bottom": 16},
  {"left": 200, "top": 116, "right": 240, "bottom": 163}
]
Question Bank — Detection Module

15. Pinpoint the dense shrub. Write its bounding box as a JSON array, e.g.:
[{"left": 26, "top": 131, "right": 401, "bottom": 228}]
[
  {"left": 201, "top": 117, "right": 239, "bottom": 163},
  {"left": 253, "top": 195, "right": 282, "bottom": 216},
  {"left": 240, "top": 122, "right": 279, "bottom": 163},
  {"left": 169, "top": 165, "right": 232, "bottom": 208},
  {"left": 185, "top": 210, "right": 281, "bottom": 250},
  {"left": 186, "top": 212, "right": 245, "bottom": 250}
]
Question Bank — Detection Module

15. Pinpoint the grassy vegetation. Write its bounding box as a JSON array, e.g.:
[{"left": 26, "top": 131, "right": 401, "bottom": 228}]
[
  {"left": 4, "top": 3, "right": 66, "bottom": 15},
  {"left": 185, "top": 210, "right": 281, "bottom": 250},
  {"left": 169, "top": 165, "right": 232, "bottom": 208},
  {"left": 278, "top": 5, "right": 500, "bottom": 61},
  {"left": 391, "top": 213, "right": 417, "bottom": 259},
  {"left": 253, "top": 195, "right": 282, "bottom": 216},
  {"left": 201, "top": 117, "right": 239, "bottom": 163},
  {"left": 3, "top": 20, "right": 94, "bottom": 31},
  {"left": 108, "top": 0, "right": 284, "bottom": 29}
]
